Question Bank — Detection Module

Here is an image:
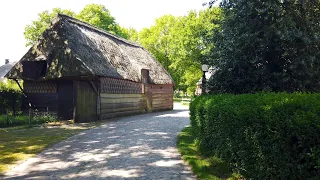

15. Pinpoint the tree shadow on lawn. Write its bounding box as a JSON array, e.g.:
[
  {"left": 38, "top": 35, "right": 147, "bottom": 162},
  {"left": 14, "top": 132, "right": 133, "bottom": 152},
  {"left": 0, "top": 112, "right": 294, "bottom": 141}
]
[
  {"left": 0, "top": 126, "right": 85, "bottom": 175},
  {"left": 3, "top": 108, "right": 195, "bottom": 180}
]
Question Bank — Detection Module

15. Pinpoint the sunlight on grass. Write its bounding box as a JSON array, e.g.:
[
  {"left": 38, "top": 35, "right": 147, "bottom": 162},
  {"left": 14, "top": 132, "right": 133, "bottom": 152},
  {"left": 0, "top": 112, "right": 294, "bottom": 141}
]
[
  {"left": 0, "top": 125, "right": 87, "bottom": 175},
  {"left": 177, "top": 126, "right": 242, "bottom": 180}
]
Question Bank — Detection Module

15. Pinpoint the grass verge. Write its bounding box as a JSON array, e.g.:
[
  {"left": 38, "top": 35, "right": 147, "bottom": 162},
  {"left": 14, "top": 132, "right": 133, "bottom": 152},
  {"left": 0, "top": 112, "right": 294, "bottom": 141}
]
[
  {"left": 177, "top": 126, "right": 242, "bottom": 180},
  {"left": 0, "top": 112, "right": 57, "bottom": 128},
  {"left": 174, "top": 97, "right": 183, "bottom": 102},
  {"left": 0, "top": 121, "right": 103, "bottom": 175}
]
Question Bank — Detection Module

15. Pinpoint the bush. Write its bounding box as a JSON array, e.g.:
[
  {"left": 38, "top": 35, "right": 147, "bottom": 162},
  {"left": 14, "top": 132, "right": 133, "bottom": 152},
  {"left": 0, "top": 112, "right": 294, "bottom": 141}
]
[
  {"left": 0, "top": 81, "right": 23, "bottom": 114},
  {"left": 0, "top": 112, "right": 57, "bottom": 128},
  {"left": 190, "top": 93, "right": 320, "bottom": 179}
]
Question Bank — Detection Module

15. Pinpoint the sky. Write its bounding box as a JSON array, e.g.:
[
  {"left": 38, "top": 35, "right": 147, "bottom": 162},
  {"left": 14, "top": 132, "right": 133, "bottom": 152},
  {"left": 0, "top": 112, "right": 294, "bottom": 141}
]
[{"left": 0, "top": 0, "right": 219, "bottom": 66}]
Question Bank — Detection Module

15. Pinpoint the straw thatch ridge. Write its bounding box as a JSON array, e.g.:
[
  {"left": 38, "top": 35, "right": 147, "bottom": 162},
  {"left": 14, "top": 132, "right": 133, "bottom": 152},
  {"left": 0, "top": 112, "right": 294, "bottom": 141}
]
[
  {"left": 6, "top": 14, "right": 174, "bottom": 85},
  {"left": 58, "top": 14, "right": 142, "bottom": 48}
]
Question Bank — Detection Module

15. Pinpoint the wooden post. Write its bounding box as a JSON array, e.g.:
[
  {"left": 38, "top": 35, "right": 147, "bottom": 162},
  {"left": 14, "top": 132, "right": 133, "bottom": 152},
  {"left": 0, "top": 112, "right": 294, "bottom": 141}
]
[
  {"left": 12, "top": 93, "right": 16, "bottom": 116},
  {"left": 73, "top": 80, "right": 77, "bottom": 122},
  {"left": 97, "top": 88, "right": 101, "bottom": 121},
  {"left": 145, "top": 85, "right": 153, "bottom": 112},
  {"left": 29, "top": 108, "right": 32, "bottom": 127},
  {"left": 141, "top": 69, "right": 152, "bottom": 112},
  {"left": 6, "top": 109, "right": 9, "bottom": 125}
]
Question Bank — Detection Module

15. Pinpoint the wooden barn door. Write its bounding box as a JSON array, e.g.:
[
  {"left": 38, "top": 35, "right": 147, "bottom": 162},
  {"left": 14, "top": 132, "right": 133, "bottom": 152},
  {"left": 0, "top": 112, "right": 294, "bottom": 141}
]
[
  {"left": 74, "top": 81, "right": 97, "bottom": 122},
  {"left": 58, "top": 80, "right": 74, "bottom": 120}
]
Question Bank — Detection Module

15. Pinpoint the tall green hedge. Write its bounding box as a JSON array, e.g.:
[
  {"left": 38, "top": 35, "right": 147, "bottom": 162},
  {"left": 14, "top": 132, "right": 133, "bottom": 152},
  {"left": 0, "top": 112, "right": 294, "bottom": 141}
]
[
  {"left": 0, "top": 83, "right": 23, "bottom": 115},
  {"left": 190, "top": 93, "right": 320, "bottom": 179}
]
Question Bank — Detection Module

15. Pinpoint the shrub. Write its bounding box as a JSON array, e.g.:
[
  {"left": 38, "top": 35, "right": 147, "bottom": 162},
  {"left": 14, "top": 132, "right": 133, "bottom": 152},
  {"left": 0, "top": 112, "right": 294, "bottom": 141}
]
[
  {"left": 0, "top": 112, "right": 57, "bottom": 128},
  {"left": 0, "top": 81, "right": 23, "bottom": 114},
  {"left": 190, "top": 93, "right": 320, "bottom": 179}
]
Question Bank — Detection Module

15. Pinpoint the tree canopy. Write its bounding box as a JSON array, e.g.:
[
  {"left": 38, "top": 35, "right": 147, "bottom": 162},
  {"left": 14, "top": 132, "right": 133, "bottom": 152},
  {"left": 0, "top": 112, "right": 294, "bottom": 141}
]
[
  {"left": 138, "top": 8, "right": 221, "bottom": 94},
  {"left": 208, "top": 0, "right": 320, "bottom": 93},
  {"left": 24, "top": 4, "right": 132, "bottom": 46},
  {"left": 24, "top": 8, "right": 75, "bottom": 46}
]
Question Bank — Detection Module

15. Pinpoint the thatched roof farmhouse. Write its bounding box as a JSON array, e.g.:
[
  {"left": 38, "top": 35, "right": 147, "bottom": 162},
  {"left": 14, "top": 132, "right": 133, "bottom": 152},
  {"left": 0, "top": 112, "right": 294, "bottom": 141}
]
[
  {"left": 6, "top": 14, "right": 174, "bottom": 122},
  {"left": 0, "top": 60, "right": 16, "bottom": 82}
]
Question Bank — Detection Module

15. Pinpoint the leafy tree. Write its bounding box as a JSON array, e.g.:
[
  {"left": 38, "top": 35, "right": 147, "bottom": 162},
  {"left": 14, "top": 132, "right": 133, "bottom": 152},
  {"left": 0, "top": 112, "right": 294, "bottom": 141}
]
[
  {"left": 76, "top": 4, "right": 134, "bottom": 39},
  {"left": 24, "top": 8, "right": 75, "bottom": 46},
  {"left": 121, "top": 27, "right": 139, "bottom": 42},
  {"left": 24, "top": 4, "right": 135, "bottom": 46},
  {"left": 208, "top": 0, "right": 320, "bottom": 93},
  {"left": 171, "top": 9, "right": 221, "bottom": 94},
  {"left": 139, "top": 8, "right": 221, "bottom": 94},
  {"left": 76, "top": 4, "right": 115, "bottom": 31}
]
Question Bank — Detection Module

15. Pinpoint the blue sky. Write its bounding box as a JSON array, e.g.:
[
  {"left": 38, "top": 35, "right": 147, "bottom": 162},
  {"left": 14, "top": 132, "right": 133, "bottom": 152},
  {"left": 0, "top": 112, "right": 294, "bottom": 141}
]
[{"left": 0, "top": 0, "right": 219, "bottom": 66}]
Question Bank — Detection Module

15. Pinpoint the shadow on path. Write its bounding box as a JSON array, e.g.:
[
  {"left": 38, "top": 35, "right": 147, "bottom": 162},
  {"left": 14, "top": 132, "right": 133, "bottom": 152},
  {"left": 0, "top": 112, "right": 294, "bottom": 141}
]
[{"left": 4, "top": 104, "right": 194, "bottom": 180}]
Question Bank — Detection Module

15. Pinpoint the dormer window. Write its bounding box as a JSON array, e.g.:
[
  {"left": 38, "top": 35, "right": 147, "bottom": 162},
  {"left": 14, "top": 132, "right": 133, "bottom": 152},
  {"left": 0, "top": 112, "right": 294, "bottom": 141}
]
[{"left": 22, "top": 60, "right": 47, "bottom": 79}]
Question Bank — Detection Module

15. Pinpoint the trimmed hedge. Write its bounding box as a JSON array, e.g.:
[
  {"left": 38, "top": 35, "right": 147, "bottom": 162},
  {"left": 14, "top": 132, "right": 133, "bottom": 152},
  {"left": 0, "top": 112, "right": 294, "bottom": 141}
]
[
  {"left": 0, "top": 85, "right": 23, "bottom": 115},
  {"left": 190, "top": 93, "right": 320, "bottom": 179}
]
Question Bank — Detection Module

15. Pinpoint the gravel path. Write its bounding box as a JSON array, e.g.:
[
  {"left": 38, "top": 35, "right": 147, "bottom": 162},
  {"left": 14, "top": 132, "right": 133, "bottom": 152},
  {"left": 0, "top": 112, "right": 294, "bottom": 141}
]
[{"left": 4, "top": 103, "right": 194, "bottom": 180}]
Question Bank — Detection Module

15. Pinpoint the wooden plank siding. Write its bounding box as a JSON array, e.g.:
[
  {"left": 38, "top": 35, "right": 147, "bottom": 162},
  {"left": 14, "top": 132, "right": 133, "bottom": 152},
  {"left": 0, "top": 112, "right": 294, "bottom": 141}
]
[
  {"left": 21, "top": 77, "right": 173, "bottom": 122},
  {"left": 74, "top": 81, "right": 97, "bottom": 122},
  {"left": 99, "top": 77, "right": 146, "bottom": 120},
  {"left": 24, "top": 80, "right": 57, "bottom": 94},
  {"left": 23, "top": 93, "right": 58, "bottom": 111},
  {"left": 145, "top": 84, "right": 173, "bottom": 111},
  {"left": 100, "top": 93, "right": 147, "bottom": 120},
  {"left": 99, "top": 77, "right": 173, "bottom": 120},
  {"left": 100, "top": 77, "right": 142, "bottom": 94}
]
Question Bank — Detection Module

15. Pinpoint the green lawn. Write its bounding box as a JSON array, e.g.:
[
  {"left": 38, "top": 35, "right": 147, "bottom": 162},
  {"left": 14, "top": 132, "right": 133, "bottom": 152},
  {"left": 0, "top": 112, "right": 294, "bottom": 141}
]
[
  {"left": 174, "top": 98, "right": 191, "bottom": 107},
  {"left": 177, "top": 126, "right": 242, "bottom": 180},
  {"left": 0, "top": 122, "right": 103, "bottom": 175},
  {"left": 173, "top": 97, "right": 191, "bottom": 102}
]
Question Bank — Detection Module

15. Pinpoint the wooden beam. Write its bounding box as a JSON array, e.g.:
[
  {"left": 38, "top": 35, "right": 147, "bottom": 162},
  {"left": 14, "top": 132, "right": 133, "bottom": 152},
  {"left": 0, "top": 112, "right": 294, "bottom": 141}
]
[
  {"left": 100, "top": 93, "right": 142, "bottom": 98},
  {"left": 101, "top": 106, "right": 142, "bottom": 114},
  {"left": 14, "top": 79, "right": 27, "bottom": 98},
  {"left": 89, "top": 80, "right": 98, "bottom": 95},
  {"left": 101, "top": 97, "right": 143, "bottom": 104}
]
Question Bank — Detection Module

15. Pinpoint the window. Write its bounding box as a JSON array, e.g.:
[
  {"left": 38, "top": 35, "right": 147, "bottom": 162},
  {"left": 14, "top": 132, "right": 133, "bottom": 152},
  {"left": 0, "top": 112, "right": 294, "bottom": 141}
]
[{"left": 22, "top": 61, "right": 47, "bottom": 79}]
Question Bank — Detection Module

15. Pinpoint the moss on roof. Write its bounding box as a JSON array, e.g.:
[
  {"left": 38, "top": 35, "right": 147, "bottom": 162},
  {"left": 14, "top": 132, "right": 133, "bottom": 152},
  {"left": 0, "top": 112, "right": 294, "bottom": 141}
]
[{"left": 6, "top": 14, "right": 173, "bottom": 85}]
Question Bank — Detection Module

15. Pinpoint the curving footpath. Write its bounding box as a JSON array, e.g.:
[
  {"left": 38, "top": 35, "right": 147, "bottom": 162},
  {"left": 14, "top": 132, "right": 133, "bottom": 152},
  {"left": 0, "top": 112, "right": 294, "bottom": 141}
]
[{"left": 4, "top": 103, "right": 195, "bottom": 180}]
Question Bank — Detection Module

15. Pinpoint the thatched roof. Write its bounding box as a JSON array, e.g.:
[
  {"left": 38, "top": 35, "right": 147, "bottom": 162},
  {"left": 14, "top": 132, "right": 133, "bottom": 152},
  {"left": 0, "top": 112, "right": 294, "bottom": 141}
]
[
  {"left": 6, "top": 14, "right": 173, "bottom": 84},
  {"left": 0, "top": 62, "right": 16, "bottom": 82}
]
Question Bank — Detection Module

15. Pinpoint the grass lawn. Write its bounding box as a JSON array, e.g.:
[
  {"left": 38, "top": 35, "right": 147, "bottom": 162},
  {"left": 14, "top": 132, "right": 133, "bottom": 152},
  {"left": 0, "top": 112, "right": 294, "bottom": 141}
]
[
  {"left": 174, "top": 97, "right": 183, "bottom": 102},
  {"left": 0, "top": 122, "right": 103, "bottom": 175},
  {"left": 181, "top": 102, "right": 190, "bottom": 106},
  {"left": 173, "top": 97, "right": 191, "bottom": 102},
  {"left": 174, "top": 98, "right": 191, "bottom": 107},
  {"left": 177, "top": 126, "right": 242, "bottom": 180}
]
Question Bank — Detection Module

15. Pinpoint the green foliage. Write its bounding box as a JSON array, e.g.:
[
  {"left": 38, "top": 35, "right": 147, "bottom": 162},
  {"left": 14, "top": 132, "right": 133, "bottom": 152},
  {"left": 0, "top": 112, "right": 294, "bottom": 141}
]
[
  {"left": 0, "top": 81, "right": 23, "bottom": 115},
  {"left": 209, "top": 0, "right": 320, "bottom": 93},
  {"left": 125, "top": 28, "right": 139, "bottom": 42},
  {"left": 24, "top": 8, "right": 75, "bottom": 46},
  {"left": 76, "top": 4, "right": 115, "bottom": 32},
  {"left": 0, "top": 112, "right": 57, "bottom": 128},
  {"left": 138, "top": 8, "right": 221, "bottom": 93},
  {"left": 0, "top": 79, "right": 20, "bottom": 91},
  {"left": 177, "top": 126, "right": 241, "bottom": 180},
  {"left": 190, "top": 93, "right": 320, "bottom": 179},
  {"left": 24, "top": 4, "right": 137, "bottom": 46},
  {"left": 0, "top": 80, "right": 55, "bottom": 128},
  {"left": 0, "top": 125, "right": 86, "bottom": 174}
]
